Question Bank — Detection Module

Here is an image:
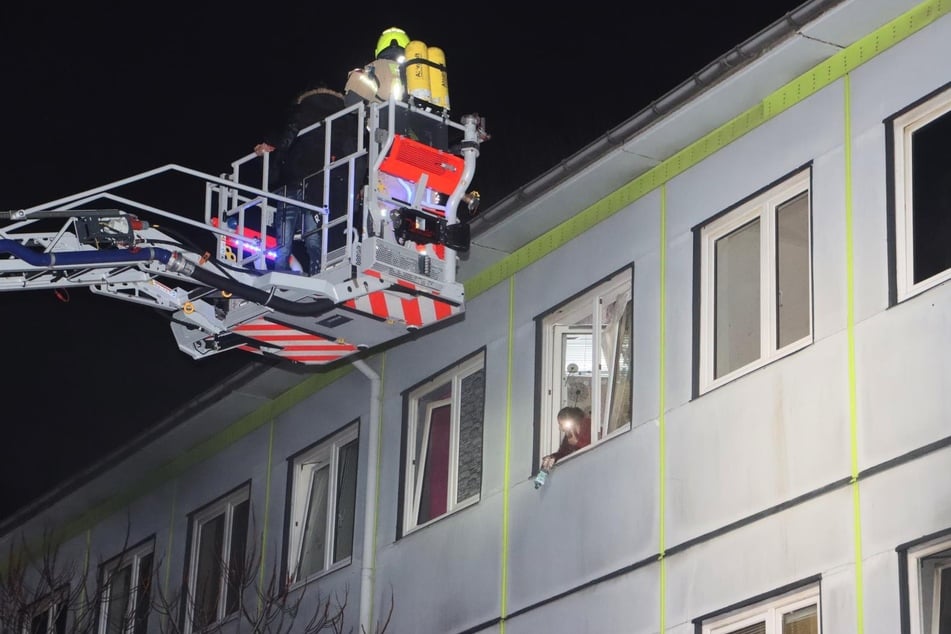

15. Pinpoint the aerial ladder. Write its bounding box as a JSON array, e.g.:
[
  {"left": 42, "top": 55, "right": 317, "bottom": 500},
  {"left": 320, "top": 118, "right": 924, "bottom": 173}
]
[{"left": 0, "top": 95, "right": 488, "bottom": 366}]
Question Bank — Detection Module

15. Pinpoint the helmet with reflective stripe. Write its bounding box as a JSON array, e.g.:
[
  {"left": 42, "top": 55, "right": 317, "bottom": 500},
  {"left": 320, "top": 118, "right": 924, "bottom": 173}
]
[{"left": 375, "top": 27, "right": 410, "bottom": 58}]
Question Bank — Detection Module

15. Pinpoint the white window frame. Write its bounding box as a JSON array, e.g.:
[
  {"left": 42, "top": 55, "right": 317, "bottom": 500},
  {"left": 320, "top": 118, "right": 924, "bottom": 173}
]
[
  {"left": 23, "top": 587, "right": 68, "bottom": 634},
  {"left": 287, "top": 423, "right": 359, "bottom": 584},
  {"left": 98, "top": 541, "right": 154, "bottom": 634},
  {"left": 538, "top": 268, "right": 633, "bottom": 460},
  {"left": 702, "top": 585, "right": 821, "bottom": 633},
  {"left": 905, "top": 535, "right": 951, "bottom": 634},
  {"left": 893, "top": 86, "right": 951, "bottom": 301},
  {"left": 699, "top": 169, "right": 812, "bottom": 394},
  {"left": 184, "top": 486, "right": 249, "bottom": 634},
  {"left": 403, "top": 351, "right": 485, "bottom": 535}
]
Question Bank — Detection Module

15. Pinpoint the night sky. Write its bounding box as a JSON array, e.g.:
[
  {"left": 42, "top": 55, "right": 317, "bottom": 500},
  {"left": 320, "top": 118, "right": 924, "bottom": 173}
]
[{"left": 0, "top": 2, "right": 806, "bottom": 520}]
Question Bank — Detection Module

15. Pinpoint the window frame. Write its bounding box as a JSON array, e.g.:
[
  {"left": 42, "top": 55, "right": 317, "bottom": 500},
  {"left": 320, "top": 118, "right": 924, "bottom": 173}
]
[
  {"left": 900, "top": 532, "right": 951, "bottom": 634},
  {"left": 23, "top": 587, "right": 69, "bottom": 634},
  {"left": 97, "top": 539, "right": 154, "bottom": 634},
  {"left": 699, "top": 584, "right": 821, "bottom": 633},
  {"left": 183, "top": 485, "right": 250, "bottom": 634},
  {"left": 891, "top": 84, "right": 951, "bottom": 302},
  {"left": 536, "top": 266, "right": 634, "bottom": 462},
  {"left": 286, "top": 422, "right": 359, "bottom": 585},
  {"left": 697, "top": 168, "right": 812, "bottom": 394},
  {"left": 401, "top": 350, "right": 485, "bottom": 536}
]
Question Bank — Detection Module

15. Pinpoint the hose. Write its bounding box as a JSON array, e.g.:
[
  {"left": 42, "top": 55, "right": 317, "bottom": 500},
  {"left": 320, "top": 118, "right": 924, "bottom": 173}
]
[{"left": 0, "top": 240, "right": 336, "bottom": 316}]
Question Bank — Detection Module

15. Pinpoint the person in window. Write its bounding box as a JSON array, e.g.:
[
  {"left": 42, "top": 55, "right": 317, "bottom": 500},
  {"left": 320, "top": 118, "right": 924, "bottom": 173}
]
[
  {"left": 541, "top": 406, "right": 592, "bottom": 471},
  {"left": 254, "top": 83, "right": 348, "bottom": 275}
]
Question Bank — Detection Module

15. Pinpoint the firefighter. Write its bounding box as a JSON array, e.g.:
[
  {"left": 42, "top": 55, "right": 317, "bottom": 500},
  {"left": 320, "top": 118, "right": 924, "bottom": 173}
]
[
  {"left": 254, "top": 84, "right": 350, "bottom": 275},
  {"left": 343, "top": 26, "right": 410, "bottom": 106}
]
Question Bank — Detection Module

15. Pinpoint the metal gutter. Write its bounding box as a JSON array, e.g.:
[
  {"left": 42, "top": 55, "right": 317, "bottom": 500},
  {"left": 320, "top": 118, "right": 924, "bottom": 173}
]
[{"left": 467, "top": 0, "right": 846, "bottom": 236}]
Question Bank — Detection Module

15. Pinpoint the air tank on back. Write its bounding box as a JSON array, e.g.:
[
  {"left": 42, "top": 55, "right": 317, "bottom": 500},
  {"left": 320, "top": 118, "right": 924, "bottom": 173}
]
[{"left": 404, "top": 40, "right": 449, "bottom": 110}]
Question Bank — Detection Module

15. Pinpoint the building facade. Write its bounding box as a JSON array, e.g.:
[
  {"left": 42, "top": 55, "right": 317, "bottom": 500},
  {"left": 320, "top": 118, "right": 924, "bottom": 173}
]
[{"left": 3, "top": 1, "right": 951, "bottom": 633}]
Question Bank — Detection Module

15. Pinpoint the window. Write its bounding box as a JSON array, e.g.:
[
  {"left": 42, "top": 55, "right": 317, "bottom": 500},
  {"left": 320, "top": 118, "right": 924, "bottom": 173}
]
[
  {"left": 98, "top": 541, "right": 153, "bottom": 634},
  {"left": 184, "top": 486, "right": 250, "bottom": 634},
  {"left": 900, "top": 533, "right": 951, "bottom": 634},
  {"left": 24, "top": 589, "right": 68, "bottom": 634},
  {"left": 698, "top": 169, "right": 812, "bottom": 393},
  {"left": 402, "top": 350, "right": 485, "bottom": 534},
  {"left": 891, "top": 85, "right": 951, "bottom": 301},
  {"left": 287, "top": 423, "right": 359, "bottom": 583},
  {"left": 538, "top": 268, "right": 633, "bottom": 459},
  {"left": 700, "top": 585, "right": 820, "bottom": 633}
]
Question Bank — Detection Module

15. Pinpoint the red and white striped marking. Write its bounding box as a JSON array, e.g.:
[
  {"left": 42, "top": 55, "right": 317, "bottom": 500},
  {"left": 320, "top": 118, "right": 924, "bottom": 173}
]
[
  {"left": 232, "top": 319, "right": 358, "bottom": 365},
  {"left": 344, "top": 290, "right": 458, "bottom": 327}
]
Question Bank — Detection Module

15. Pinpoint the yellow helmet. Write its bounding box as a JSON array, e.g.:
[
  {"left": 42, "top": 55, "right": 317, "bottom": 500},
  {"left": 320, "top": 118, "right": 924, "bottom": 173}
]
[{"left": 375, "top": 27, "right": 410, "bottom": 58}]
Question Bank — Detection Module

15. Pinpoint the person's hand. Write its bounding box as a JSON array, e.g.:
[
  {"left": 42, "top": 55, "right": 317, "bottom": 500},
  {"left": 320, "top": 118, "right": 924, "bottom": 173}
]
[
  {"left": 541, "top": 455, "right": 556, "bottom": 471},
  {"left": 254, "top": 142, "right": 275, "bottom": 156}
]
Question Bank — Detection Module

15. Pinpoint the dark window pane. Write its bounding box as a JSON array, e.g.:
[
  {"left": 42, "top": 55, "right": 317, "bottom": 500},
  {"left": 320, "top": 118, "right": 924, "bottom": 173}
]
[
  {"left": 226, "top": 500, "right": 250, "bottom": 616},
  {"left": 193, "top": 514, "right": 224, "bottom": 630},
  {"left": 939, "top": 566, "right": 951, "bottom": 634},
  {"left": 53, "top": 602, "right": 66, "bottom": 634},
  {"left": 911, "top": 112, "right": 951, "bottom": 283},
  {"left": 106, "top": 565, "right": 132, "bottom": 634},
  {"left": 134, "top": 554, "right": 152, "bottom": 634},
  {"left": 334, "top": 439, "right": 359, "bottom": 563},
  {"left": 31, "top": 610, "right": 46, "bottom": 634}
]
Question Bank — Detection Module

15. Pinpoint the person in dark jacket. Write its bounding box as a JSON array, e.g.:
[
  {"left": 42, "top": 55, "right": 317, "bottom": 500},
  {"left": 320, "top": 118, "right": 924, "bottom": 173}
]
[
  {"left": 254, "top": 85, "right": 349, "bottom": 275},
  {"left": 541, "top": 406, "right": 592, "bottom": 471}
]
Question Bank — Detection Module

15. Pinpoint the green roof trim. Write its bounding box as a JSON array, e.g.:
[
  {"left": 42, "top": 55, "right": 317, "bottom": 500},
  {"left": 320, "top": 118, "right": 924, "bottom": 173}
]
[{"left": 464, "top": 0, "right": 951, "bottom": 300}]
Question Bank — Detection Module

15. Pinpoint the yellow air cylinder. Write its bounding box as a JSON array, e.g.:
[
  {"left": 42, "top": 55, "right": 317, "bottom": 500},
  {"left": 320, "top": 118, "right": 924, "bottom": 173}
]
[
  {"left": 405, "top": 40, "right": 431, "bottom": 102},
  {"left": 428, "top": 46, "right": 449, "bottom": 110}
]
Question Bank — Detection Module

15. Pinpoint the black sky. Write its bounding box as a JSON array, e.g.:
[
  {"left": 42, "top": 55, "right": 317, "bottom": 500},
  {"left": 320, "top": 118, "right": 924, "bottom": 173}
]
[{"left": 0, "top": 2, "right": 806, "bottom": 521}]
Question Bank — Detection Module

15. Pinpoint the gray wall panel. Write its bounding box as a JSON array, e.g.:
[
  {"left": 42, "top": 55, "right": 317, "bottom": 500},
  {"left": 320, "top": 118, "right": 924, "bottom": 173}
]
[
  {"left": 856, "top": 284, "right": 951, "bottom": 467},
  {"left": 665, "top": 333, "right": 851, "bottom": 547}
]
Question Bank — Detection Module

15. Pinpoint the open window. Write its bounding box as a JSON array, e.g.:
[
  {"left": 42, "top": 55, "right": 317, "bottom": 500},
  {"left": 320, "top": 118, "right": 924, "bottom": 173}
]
[
  {"left": 98, "top": 539, "right": 154, "bottom": 634},
  {"left": 537, "top": 267, "right": 633, "bottom": 462},
  {"left": 183, "top": 485, "right": 249, "bottom": 634},
  {"left": 402, "top": 350, "right": 485, "bottom": 535},
  {"left": 697, "top": 168, "right": 812, "bottom": 394},
  {"left": 890, "top": 84, "right": 951, "bottom": 302},
  {"left": 287, "top": 423, "right": 359, "bottom": 584}
]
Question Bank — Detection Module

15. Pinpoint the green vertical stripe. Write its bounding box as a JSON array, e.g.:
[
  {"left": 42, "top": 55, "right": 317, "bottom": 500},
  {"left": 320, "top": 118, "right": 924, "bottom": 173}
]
[
  {"left": 843, "top": 73, "right": 865, "bottom": 634},
  {"left": 658, "top": 186, "right": 668, "bottom": 633},
  {"left": 499, "top": 277, "right": 516, "bottom": 631}
]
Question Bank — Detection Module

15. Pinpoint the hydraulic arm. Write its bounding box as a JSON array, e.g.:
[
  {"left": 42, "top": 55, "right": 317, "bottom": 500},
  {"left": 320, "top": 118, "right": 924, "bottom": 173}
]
[{"left": 0, "top": 99, "right": 488, "bottom": 366}]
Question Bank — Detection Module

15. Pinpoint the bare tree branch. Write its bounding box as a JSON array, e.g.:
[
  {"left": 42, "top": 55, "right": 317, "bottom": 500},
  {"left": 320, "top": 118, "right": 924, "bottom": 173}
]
[{"left": 0, "top": 518, "right": 394, "bottom": 634}]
